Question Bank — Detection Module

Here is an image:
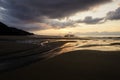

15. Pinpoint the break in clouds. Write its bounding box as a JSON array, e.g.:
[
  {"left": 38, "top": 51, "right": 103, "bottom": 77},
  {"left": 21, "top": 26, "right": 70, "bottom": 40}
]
[{"left": 0, "top": 0, "right": 118, "bottom": 31}]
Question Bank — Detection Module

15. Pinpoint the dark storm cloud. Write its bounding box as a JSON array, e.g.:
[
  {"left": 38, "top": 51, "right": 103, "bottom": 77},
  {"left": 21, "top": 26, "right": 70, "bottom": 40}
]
[
  {"left": 44, "top": 19, "right": 75, "bottom": 28},
  {"left": 77, "top": 16, "right": 104, "bottom": 24},
  {"left": 0, "top": 0, "right": 112, "bottom": 21},
  {"left": 0, "top": 0, "right": 112, "bottom": 31},
  {"left": 106, "top": 7, "right": 120, "bottom": 20},
  {"left": 17, "top": 23, "right": 49, "bottom": 31}
]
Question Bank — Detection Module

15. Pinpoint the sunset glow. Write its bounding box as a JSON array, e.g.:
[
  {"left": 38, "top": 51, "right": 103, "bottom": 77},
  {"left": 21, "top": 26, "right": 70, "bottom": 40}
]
[{"left": 0, "top": 0, "right": 120, "bottom": 36}]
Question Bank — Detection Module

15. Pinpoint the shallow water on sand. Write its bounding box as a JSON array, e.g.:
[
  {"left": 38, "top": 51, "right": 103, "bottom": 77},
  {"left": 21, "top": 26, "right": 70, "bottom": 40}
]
[
  {"left": 0, "top": 37, "right": 120, "bottom": 72},
  {"left": 58, "top": 39, "right": 120, "bottom": 54},
  {"left": 76, "top": 39, "right": 120, "bottom": 51}
]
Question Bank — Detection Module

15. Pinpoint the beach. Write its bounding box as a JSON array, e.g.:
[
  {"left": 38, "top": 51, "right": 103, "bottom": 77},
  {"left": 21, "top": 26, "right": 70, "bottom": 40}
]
[
  {"left": 0, "top": 36, "right": 120, "bottom": 80},
  {"left": 1, "top": 0, "right": 120, "bottom": 79}
]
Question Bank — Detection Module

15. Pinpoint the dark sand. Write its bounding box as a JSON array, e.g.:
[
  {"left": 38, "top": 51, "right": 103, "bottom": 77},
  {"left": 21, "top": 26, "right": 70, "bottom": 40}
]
[
  {"left": 0, "top": 41, "right": 39, "bottom": 56},
  {"left": 0, "top": 50, "right": 120, "bottom": 80},
  {"left": 0, "top": 36, "right": 120, "bottom": 80},
  {"left": 0, "top": 37, "right": 77, "bottom": 73}
]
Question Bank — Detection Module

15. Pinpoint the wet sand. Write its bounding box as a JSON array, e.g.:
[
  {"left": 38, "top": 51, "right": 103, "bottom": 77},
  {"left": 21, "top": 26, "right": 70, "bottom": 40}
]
[
  {"left": 0, "top": 50, "right": 120, "bottom": 80},
  {"left": 0, "top": 41, "right": 39, "bottom": 56},
  {"left": 0, "top": 36, "right": 76, "bottom": 72},
  {"left": 0, "top": 36, "right": 120, "bottom": 80}
]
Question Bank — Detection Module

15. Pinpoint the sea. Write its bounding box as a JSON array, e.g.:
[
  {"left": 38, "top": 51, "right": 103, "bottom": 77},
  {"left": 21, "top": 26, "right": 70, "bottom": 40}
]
[{"left": 77, "top": 34, "right": 120, "bottom": 37}]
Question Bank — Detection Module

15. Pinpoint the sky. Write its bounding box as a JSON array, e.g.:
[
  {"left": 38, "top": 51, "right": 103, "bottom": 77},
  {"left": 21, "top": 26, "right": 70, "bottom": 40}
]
[{"left": 0, "top": 0, "right": 120, "bottom": 35}]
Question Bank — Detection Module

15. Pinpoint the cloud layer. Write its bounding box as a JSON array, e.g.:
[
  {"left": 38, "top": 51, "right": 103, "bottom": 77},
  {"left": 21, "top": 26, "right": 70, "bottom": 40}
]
[
  {"left": 0, "top": 0, "right": 112, "bottom": 31},
  {"left": 77, "top": 16, "right": 104, "bottom": 24},
  {"left": 0, "top": 0, "right": 111, "bottom": 20},
  {"left": 106, "top": 7, "right": 120, "bottom": 20}
]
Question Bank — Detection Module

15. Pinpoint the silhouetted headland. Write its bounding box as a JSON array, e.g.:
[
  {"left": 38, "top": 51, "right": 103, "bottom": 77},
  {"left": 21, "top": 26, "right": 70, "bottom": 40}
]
[{"left": 0, "top": 22, "right": 33, "bottom": 35}]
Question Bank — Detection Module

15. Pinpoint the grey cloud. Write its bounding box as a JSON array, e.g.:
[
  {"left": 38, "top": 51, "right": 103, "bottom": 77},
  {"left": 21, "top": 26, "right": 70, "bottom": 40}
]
[
  {"left": 77, "top": 16, "right": 104, "bottom": 24},
  {"left": 44, "top": 19, "right": 75, "bottom": 28},
  {"left": 18, "top": 24, "right": 48, "bottom": 31},
  {"left": 0, "top": 0, "right": 111, "bottom": 21},
  {"left": 0, "top": 0, "right": 112, "bottom": 31},
  {"left": 77, "top": 6, "right": 120, "bottom": 24},
  {"left": 45, "top": 16, "right": 104, "bottom": 28},
  {"left": 106, "top": 7, "right": 120, "bottom": 20}
]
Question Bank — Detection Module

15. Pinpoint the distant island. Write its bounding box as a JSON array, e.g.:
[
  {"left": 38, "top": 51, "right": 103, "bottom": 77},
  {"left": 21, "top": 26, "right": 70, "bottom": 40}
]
[
  {"left": 0, "top": 22, "right": 33, "bottom": 35},
  {"left": 64, "top": 33, "right": 76, "bottom": 38}
]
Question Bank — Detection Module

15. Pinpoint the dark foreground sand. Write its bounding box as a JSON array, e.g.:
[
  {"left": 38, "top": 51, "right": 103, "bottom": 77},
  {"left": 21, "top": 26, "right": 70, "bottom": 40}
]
[
  {"left": 0, "top": 36, "right": 120, "bottom": 80},
  {"left": 0, "top": 41, "right": 39, "bottom": 56},
  {"left": 0, "top": 39, "right": 76, "bottom": 72},
  {"left": 0, "top": 50, "right": 120, "bottom": 80}
]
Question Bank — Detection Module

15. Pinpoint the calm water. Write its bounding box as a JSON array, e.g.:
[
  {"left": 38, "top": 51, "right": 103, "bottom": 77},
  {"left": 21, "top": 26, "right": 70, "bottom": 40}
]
[{"left": 78, "top": 34, "right": 120, "bottom": 37}]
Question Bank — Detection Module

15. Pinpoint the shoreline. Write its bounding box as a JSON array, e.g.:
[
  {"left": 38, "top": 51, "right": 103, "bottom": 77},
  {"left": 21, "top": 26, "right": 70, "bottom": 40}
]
[
  {"left": 0, "top": 40, "right": 76, "bottom": 73},
  {"left": 0, "top": 36, "right": 120, "bottom": 80}
]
